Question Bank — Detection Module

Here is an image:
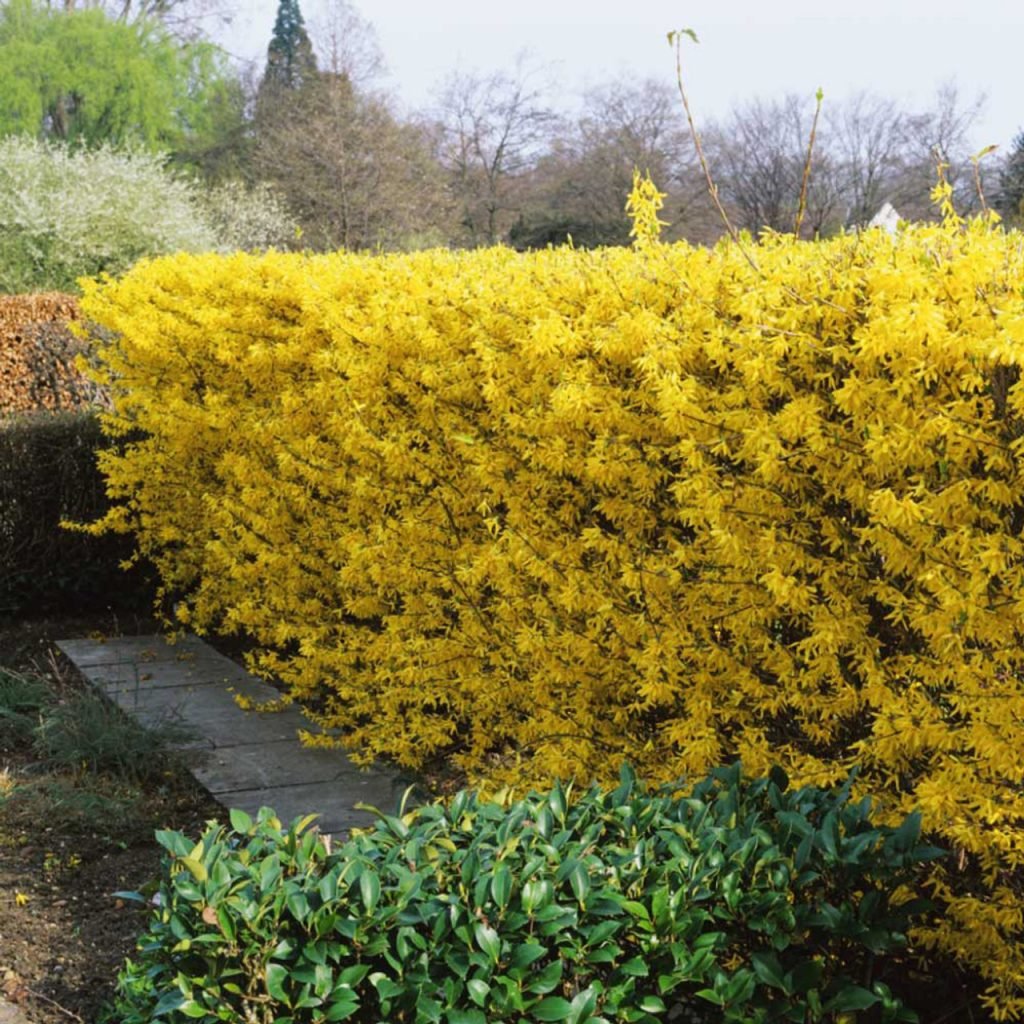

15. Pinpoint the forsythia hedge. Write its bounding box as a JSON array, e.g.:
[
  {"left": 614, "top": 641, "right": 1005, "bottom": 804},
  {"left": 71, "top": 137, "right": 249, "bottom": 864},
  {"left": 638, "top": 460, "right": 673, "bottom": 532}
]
[{"left": 81, "top": 208, "right": 1024, "bottom": 1016}]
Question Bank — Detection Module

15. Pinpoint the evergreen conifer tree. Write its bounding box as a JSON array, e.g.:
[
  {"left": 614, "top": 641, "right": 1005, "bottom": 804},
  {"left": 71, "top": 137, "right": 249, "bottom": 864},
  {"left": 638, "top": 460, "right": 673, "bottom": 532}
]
[
  {"left": 262, "top": 0, "right": 317, "bottom": 92},
  {"left": 997, "top": 130, "right": 1024, "bottom": 224}
]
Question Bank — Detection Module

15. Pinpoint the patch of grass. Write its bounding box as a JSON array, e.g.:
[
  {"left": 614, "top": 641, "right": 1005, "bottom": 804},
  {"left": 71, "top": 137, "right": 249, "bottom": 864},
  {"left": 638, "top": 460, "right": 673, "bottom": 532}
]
[
  {"left": 0, "top": 771, "right": 156, "bottom": 844},
  {"left": 1, "top": 671, "right": 199, "bottom": 848},
  {"left": 0, "top": 668, "right": 54, "bottom": 746},
  {"left": 0, "top": 654, "right": 194, "bottom": 783},
  {"left": 32, "top": 691, "right": 194, "bottom": 785}
]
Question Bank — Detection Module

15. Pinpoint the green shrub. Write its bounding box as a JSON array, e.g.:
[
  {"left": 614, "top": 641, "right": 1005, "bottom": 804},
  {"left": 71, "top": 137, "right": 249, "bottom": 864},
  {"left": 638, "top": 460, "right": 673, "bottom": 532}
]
[
  {"left": 0, "top": 409, "right": 153, "bottom": 614},
  {"left": 111, "top": 765, "right": 942, "bottom": 1024}
]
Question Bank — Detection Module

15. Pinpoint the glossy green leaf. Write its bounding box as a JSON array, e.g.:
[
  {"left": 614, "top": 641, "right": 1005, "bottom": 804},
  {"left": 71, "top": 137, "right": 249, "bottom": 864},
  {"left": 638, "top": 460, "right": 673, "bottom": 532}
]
[
  {"left": 491, "top": 863, "right": 513, "bottom": 909},
  {"left": 618, "top": 957, "right": 648, "bottom": 978},
  {"left": 324, "top": 992, "right": 360, "bottom": 1021},
  {"left": 566, "top": 985, "right": 599, "bottom": 1024},
  {"left": 229, "top": 807, "right": 253, "bottom": 834},
  {"left": 532, "top": 996, "right": 573, "bottom": 1021},
  {"left": 266, "top": 962, "right": 289, "bottom": 1005},
  {"left": 824, "top": 985, "right": 881, "bottom": 1012},
  {"left": 510, "top": 942, "right": 547, "bottom": 970},
  {"left": 475, "top": 922, "right": 501, "bottom": 963},
  {"left": 639, "top": 995, "right": 667, "bottom": 1013},
  {"left": 569, "top": 864, "right": 590, "bottom": 906},
  {"left": 527, "top": 960, "right": 563, "bottom": 995},
  {"left": 467, "top": 979, "right": 490, "bottom": 1007},
  {"left": 360, "top": 869, "right": 380, "bottom": 914},
  {"left": 750, "top": 952, "right": 788, "bottom": 993}
]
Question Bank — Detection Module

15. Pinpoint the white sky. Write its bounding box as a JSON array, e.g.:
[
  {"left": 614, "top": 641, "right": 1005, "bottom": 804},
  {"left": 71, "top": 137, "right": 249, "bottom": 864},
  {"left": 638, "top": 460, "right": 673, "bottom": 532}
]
[{"left": 216, "top": 0, "right": 1024, "bottom": 150}]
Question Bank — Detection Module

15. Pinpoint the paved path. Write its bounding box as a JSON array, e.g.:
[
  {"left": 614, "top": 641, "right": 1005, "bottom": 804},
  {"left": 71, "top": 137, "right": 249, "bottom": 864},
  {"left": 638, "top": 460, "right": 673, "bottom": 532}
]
[{"left": 56, "top": 634, "right": 408, "bottom": 838}]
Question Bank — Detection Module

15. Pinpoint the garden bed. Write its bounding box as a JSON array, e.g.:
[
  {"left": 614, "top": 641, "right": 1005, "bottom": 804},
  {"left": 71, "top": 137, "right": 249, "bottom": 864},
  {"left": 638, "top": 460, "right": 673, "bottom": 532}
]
[{"left": 0, "top": 612, "right": 226, "bottom": 1024}]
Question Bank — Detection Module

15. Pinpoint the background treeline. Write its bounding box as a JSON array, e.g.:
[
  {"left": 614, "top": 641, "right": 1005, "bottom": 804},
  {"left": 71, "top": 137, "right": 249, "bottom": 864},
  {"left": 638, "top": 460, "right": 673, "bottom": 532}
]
[{"left": 3, "top": 0, "right": 1024, "bottom": 290}]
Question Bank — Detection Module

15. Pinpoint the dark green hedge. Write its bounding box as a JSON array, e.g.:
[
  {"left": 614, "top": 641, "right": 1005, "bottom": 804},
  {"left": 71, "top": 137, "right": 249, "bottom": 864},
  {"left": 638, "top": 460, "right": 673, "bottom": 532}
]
[{"left": 0, "top": 409, "right": 152, "bottom": 615}]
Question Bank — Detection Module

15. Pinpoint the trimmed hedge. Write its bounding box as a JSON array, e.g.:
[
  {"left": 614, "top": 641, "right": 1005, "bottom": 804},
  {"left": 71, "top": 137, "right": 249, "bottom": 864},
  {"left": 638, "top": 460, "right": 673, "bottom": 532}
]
[
  {"left": 0, "top": 410, "right": 151, "bottom": 615},
  {"left": 111, "top": 765, "right": 943, "bottom": 1024},
  {"left": 0, "top": 292, "right": 107, "bottom": 413},
  {"left": 78, "top": 202, "right": 1024, "bottom": 1013}
]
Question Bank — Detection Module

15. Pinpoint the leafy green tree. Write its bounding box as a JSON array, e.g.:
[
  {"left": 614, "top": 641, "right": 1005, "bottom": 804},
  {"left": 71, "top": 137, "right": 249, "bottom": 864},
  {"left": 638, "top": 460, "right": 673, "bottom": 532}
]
[
  {"left": 0, "top": 0, "right": 234, "bottom": 151},
  {"left": 261, "top": 0, "right": 316, "bottom": 94},
  {"left": 171, "top": 72, "right": 253, "bottom": 182}
]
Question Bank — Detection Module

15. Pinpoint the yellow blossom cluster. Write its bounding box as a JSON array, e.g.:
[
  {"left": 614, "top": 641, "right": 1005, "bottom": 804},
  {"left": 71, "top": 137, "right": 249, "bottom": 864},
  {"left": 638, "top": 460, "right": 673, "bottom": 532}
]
[{"left": 79, "top": 213, "right": 1024, "bottom": 1016}]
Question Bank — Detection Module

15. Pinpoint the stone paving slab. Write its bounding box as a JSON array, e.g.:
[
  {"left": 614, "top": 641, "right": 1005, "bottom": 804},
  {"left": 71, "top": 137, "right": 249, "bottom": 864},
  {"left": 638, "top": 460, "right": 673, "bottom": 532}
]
[
  {"left": 56, "top": 635, "right": 407, "bottom": 836},
  {"left": 115, "top": 689, "right": 308, "bottom": 750},
  {"left": 57, "top": 633, "right": 214, "bottom": 668},
  {"left": 192, "top": 738, "right": 361, "bottom": 793},
  {"left": 78, "top": 656, "right": 255, "bottom": 692},
  {"left": 214, "top": 777, "right": 407, "bottom": 836}
]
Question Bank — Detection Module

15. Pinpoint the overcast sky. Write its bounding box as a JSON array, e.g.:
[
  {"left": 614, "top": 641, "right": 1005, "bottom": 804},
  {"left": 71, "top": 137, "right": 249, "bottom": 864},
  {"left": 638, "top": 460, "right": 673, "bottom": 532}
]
[{"left": 217, "top": 0, "right": 1024, "bottom": 151}]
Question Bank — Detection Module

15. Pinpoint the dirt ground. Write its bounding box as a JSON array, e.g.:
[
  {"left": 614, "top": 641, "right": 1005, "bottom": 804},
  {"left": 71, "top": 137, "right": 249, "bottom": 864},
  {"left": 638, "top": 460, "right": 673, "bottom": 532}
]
[{"left": 0, "top": 611, "right": 227, "bottom": 1024}]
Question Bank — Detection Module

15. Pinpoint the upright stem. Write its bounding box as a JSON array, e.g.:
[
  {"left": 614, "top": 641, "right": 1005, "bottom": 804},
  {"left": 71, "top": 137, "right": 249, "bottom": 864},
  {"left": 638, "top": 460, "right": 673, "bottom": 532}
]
[
  {"left": 794, "top": 88, "right": 824, "bottom": 239},
  {"left": 670, "top": 30, "right": 759, "bottom": 274}
]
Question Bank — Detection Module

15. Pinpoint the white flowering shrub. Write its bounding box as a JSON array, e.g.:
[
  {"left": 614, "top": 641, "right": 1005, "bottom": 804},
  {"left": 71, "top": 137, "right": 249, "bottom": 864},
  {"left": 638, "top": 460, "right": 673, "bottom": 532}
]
[
  {"left": 0, "top": 137, "right": 216, "bottom": 293},
  {"left": 0, "top": 139, "right": 296, "bottom": 292},
  {"left": 198, "top": 179, "right": 296, "bottom": 252}
]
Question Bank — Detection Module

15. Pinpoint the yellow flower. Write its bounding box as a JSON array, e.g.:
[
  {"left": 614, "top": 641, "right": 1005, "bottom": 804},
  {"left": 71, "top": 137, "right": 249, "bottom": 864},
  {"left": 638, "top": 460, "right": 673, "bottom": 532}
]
[{"left": 625, "top": 168, "right": 668, "bottom": 248}]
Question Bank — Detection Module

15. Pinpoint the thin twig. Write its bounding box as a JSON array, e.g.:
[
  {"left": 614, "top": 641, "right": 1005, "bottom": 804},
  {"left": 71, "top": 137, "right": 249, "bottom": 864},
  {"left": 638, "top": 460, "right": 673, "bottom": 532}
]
[
  {"left": 21, "top": 986, "right": 86, "bottom": 1024},
  {"left": 669, "top": 29, "right": 759, "bottom": 274},
  {"left": 667, "top": 31, "right": 854, "bottom": 318},
  {"left": 970, "top": 144, "right": 998, "bottom": 217},
  {"left": 794, "top": 88, "right": 824, "bottom": 239}
]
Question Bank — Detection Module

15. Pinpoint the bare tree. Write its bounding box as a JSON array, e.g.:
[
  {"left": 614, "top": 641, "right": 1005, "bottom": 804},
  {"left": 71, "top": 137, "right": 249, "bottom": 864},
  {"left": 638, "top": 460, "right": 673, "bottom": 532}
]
[
  {"left": 889, "top": 82, "right": 988, "bottom": 219},
  {"left": 434, "top": 54, "right": 559, "bottom": 246},
  {"left": 254, "top": 71, "right": 452, "bottom": 251},
  {"left": 575, "top": 77, "right": 709, "bottom": 239},
  {"left": 691, "top": 85, "right": 986, "bottom": 240},
  {"left": 511, "top": 76, "right": 711, "bottom": 248},
  {"left": 827, "top": 92, "right": 913, "bottom": 226},
  {"left": 48, "top": 0, "right": 233, "bottom": 39},
  {"left": 307, "top": 0, "right": 385, "bottom": 88},
  {"left": 701, "top": 94, "right": 845, "bottom": 238}
]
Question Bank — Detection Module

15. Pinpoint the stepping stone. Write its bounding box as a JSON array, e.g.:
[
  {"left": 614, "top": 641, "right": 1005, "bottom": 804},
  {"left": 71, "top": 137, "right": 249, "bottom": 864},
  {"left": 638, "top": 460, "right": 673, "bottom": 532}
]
[{"left": 56, "top": 634, "right": 409, "bottom": 838}]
